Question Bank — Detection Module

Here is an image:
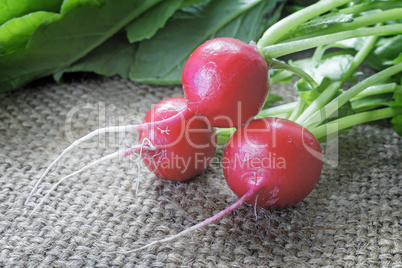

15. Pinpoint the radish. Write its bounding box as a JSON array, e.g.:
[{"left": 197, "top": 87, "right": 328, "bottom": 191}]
[
  {"left": 182, "top": 37, "right": 269, "bottom": 128},
  {"left": 30, "top": 37, "right": 269, "bottom": 193},
  {"left": 138, "top": 97, "right": 217, "bottom": 181},
  {"left": 222, "top": 117, "right": 322, "bottom": 209},
  {"left": 116, "top": 117, "right": 322, "bottom": 252},
  {"left": 27, "top": 97, "right": 217, "bottom": 210}
]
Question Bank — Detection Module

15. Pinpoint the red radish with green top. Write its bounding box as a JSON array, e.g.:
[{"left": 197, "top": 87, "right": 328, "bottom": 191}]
[
  {"left": 182, "top": 37, "right": 269, "bottom": 128},
  {"left": 27, "top": 97, "right": 217, "bottom": 212},
  {"left": 31, "top": 37, "right": 269, "bottom": 187}
]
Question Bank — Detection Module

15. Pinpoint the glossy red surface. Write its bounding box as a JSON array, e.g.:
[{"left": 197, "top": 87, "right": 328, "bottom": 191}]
[
  {"left": 139, "top": 97, "right": 217, "bottom": 181},
  {"left": 223, "top": 118, "right": 322, "bottom": 209},
  {"left": 182, "top": 37, "right": 269, "bottom": 128}
]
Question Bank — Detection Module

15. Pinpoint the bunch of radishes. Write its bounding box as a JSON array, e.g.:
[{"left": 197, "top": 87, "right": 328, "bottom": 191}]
[
  {"left": 26, "top": 37, "right": 323, "bottom": 251},
  {"left": 26, "top": 0, "right": 402, "bottom": 252}
]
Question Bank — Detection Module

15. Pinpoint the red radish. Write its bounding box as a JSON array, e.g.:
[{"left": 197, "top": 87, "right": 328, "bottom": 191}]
[
  {"left": 222, "top": 117, "right": 322, "bottom": 209},
  {"left": 138, "top": 97, "right": 217, "bottom": 181},
  {"left": 118, "top": 118, "right": 322, "bottom": 253},
  {"left": 27, "top": 97, "right": 217, "bottom": 211},
  {"left": 30, "top": 38, "right": 269, "bottom": 188},
  {"left": 182, "top": 37, "right": 269, "bottom": 128}
]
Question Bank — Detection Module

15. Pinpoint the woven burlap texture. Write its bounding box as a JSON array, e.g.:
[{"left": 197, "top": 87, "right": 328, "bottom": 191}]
[{"left": 0, "top": 74, "right": 401, "bottom": 267}]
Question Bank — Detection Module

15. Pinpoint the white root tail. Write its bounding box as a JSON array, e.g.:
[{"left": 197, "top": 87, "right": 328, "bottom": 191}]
[
  {"left": 28, "top": 144, "right": 156, "bottom": 216},
  {"left": 113, "top": 189, "right": 255, "bottom": 254},
  {"left": 25, "top": 107, "right": 189, "bottom": 205}
]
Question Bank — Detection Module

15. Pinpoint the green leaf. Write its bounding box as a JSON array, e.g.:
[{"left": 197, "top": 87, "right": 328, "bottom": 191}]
[
  {"left": 291, "top": 52, "right": 354, "bottom": 84},
  {"left": 60, "top": 0, "right": 105, "bottom": 14},
  {"left": 392, "top": 52, "right": 402, "bottom": 65},
  {"left": 0, "top": 0, "right": 162, "bottom": 93},
  {"left": 180, "top": 0, "right": 210, "bottom": 9},
  {"left": 391, "top": 86, "right": 402, "bottom": 107},
  {"left": 125, "top": 0, "right": 184, "bottom": 43},
  {"left": 282, "top": 12, "right": 354, "bottom": 41},
  {"left": 129, "top": 0, "right": 285, "bottom": 84},
  {"left": 54, "top": 31, "right": 137, "bottom": 80},
  {"left": 294, "top": 77, "right": 331, "bottom": 105},
  {"left": 367, "top": 35, "right": 402, "bottom": 70},
  {"left": 0, "top": 0, "right": 62, "bottom": 26},
  {"left": 391, "top": 115, "right": 402, "bottom": 136},
  {"left": 0, "top": 11, "right": 56, "bottom": 55},
  {"left": 262, "top": 93, "right": 284, "bottom": 109}
]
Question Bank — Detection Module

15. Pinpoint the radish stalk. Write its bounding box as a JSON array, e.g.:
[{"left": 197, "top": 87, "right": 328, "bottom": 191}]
[
  {"left": 261, "top": 24, "right": 402, "bottom": 59},
  {"left": 303, "top": 62, "right": 402, "bottom": 130},
  {"left": 257, "top": 0, "right": 351, "bottom": 47},
  {"left": 311, "top": 107, "right": 402, "bottom": 140},
  {"left": 295, "top": 34, "right": 380, "bottom": 125},
  {"left": 282, "top": 8, "right": 402, "bottom": 43}
]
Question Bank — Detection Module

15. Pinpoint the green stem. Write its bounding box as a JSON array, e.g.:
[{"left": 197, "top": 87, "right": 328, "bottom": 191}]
[
  {"left": 215, "top": 128, "right": 236, "bottom": 137},
  {"left": 295, "top": 81, "right": 342, "bottom": 125},
  {"left": 255, "top": 102, "right": 297, "bottom": 118},
  {"left": 257, "top": 0, "right": 351, "bottom": 47},
  {"left": 265, "top": 58, "right": 318, "bottom": 88},
  {"left": 288, "top": 98, "right": 306, "bottom": 121},
  {"left": 282, "top": 8, "right": 402, "bottom": 43},
  {"left": 295, "top": 34, "right": 379, "bottom": 125},
  {"left": 311, "top": 107, "right": 402, "bottom": 140},
  {"left": 261, "top": 24, "right": 402, "bottom": 58},
  {"left": 270, "top": 69, "right": 294, "bottom": 85},
  {"left": 303, "top": 62, "right": 402, "bottom": 130},
  {"left": 351, "top": 83, "right": 397, "bottom": 101},
  {"left": 340, "top": 1, "right": 402, "bottom": 15},
  {"left": 217, "top": 135, "right": 230, "bottom": 145}
]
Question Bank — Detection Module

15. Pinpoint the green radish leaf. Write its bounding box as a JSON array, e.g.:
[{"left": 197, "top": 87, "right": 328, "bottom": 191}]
[
  {"left": 389, "top": 86, "right": 402, "bottom": 136},
  {"left": 0, "top": 0, "right": 162, "bottom": 93},
  {"left": 335, "top": 36, "right": 371, "bottom": 51},
  {"left": 367, "top": 35, "right": 402, "bottom": 70},
  {"left": 125, "top": 0, "right": 184, "bottom": 43},
  {"left": 180, "top": 0, "right": 210, "bottom": 9},
  {"left": 0, "top": 11, "right": 56, "bottom": 55},
  {"left": 60, "top": 0, "right": 105, "bottom": 14},
  {"left": 392, "top": 53, "right": 402, "bottom": 65},
  {"left": 0, "top": 0, "right": 62, "bottom": 26},
  {"left": 54, "top": 31, "right": 137, "bottom": 80},
  {"left": 262, "top": 93, "right": 284, "bottom": 109},
  {"left": 172, "top": 0, "right": 211, "bottom": 19},
  {"left": 391, "top": 115, "right": 402, "bottom": 136},
  {"left": 129, "top": 0, "right": 285, "bottom": 84},
  {"left": 282, "top": 12, "right": 354, "bottom": 41},
  {"left": 291, "top": 52, "right": 354, "bottom": 84},
  {"left": 294, "top": 77, "right": 331, "bottom": 105},
  {"left": 391, "top": 86, "right": 402, "bottom": 107}
]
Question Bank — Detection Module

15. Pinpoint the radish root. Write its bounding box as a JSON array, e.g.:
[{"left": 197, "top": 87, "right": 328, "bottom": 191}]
[
  {"left": 135, "top": 138, "right": 155, "bottom": 196},
  {"left": 25, "top": 109, "right": 188, "bottom": 206},
  {"left": 113, "top": 189, "right": 255, "bottom": 254},
  {"left": 28, "top": 144, "right": 156, "bottom": 216}
]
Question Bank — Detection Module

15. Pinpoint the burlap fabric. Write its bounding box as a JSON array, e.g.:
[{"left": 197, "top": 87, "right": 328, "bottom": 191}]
[{"left": 0, "top": 72, "right": 401, "bottom": 267}]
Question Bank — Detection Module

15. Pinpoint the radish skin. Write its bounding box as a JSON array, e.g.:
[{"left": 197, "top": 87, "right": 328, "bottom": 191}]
[
  {"left": 27, "top": 97, "right": 217, "bottom": 210},
  {"left": 223, "top": 118, "right": 322, "bottom": 209},
  {"left": 114, "top": 118, "right": 322, "bottom": 252},
  {"left": 30, "top": 37, "right": 268, "bottom": 197}
]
